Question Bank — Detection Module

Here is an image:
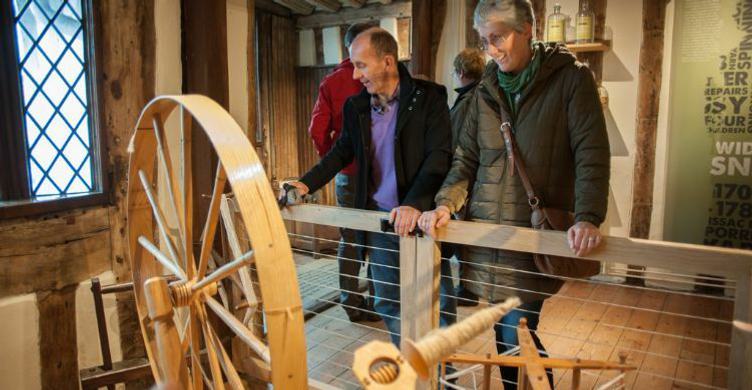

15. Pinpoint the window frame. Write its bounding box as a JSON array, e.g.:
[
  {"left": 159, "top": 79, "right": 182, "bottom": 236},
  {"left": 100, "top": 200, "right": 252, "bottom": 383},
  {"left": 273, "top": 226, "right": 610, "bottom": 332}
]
[{"left": 0, "top": 0, "right": 110, "bottom": 219}]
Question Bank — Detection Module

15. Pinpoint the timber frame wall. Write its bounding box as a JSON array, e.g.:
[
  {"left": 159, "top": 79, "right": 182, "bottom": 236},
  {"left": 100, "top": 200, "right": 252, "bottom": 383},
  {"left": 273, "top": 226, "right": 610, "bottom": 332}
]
[{"left": 0, "top": 2, "right": 156, "bottom": 389}]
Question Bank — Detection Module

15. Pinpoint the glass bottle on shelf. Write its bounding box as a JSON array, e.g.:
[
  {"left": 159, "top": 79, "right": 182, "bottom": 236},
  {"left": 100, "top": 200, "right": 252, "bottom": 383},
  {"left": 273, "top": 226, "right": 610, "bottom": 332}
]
[
  {"left": 575, "top": 1, "right": 595, "bottom": 43},
  {"left": 547, "top": 3, "right": 566, "bottom": 43}
]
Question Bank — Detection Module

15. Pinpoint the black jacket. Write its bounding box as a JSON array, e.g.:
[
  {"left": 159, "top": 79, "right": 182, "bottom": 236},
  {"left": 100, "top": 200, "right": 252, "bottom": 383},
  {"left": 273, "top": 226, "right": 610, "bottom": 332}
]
[
  {"left": 300, "top": 62, "right": 452, "bottom": 212},
  {"left": 450, "top": 81, "right": 479, "bottom": 152}
]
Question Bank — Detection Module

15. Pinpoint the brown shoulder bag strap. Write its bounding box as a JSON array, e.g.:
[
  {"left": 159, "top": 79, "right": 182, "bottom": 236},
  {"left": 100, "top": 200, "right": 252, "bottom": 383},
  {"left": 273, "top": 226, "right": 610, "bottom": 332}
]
[{"left": 498, "top": 118, "right": 542, "bottom": 209}]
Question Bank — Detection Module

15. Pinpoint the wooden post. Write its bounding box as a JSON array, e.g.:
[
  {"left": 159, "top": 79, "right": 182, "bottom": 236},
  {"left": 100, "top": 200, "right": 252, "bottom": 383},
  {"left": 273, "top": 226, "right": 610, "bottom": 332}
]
[
  {"left": 627, "top": 0, "right": 668, "bottom": 285},
  {"left": 37, "top": 285, "right": 79, "bottom": 390},
  {"left": 410, "top": 0, "right": 446, "bottom": 80},
  {"left": 482, "top": 360, "right": 491, "bottom": 390},
  {"left": 256, "top": 11, "right": 299, "bottom": 183},
  {"left": 400, "top": 235, "right": 441, "bottom": 389},
  {"left": 399, "top": 236, "right": 419, "bottom": 343},
  {"left": 465, "top": 0, "right": 479, "bottom": 50},
  {"left": 92, "top": 0, "right": 156, "bottom": 371},
  {"left": 730, "top": 268, "right": 752, "bottom": 389},
  {"left": 182, "top": 0, "right": 228, "bottom": 245},
  {"left": 532, "top": 0, "right": 546, "bottom": 41}
]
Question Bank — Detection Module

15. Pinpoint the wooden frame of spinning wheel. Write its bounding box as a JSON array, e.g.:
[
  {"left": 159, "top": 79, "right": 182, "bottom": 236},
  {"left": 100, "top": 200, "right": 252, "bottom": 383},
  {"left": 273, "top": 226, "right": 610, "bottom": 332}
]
[{"left": 126, "top": 95, "right": 307, "bottom": 389}]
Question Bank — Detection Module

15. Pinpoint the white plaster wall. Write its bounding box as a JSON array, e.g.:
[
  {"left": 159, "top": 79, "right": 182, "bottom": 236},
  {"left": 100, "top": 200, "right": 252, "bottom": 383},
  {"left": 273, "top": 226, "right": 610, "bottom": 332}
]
[
  {"left": 76, "top": 271, "right": 124, "bottom": 373},
  {"left": 155, "top": 0, "right": 182, "bottom": 95},
  {"left": 435, "top": 0, "right": 467, "bottom": 105},
  {"left": 0, "top": 274, "right": 126, "bottom": 390},
  {"left": 380, "top": 17, "right": 400, "bottom": 54},
  {"left": 323, "top": 26, "right": 342, "bottom": 65},
  {"left": 541, "top": 1, "right": 643, "bottom": 238},
  {"left": 0, "top": 294, "right": 41, "bottom": 390},
  {"left": 298, "top": 29, "right": 316, "bottom": 66},
  {"left": 600, "top": 1, "right": 642, "bottom": 238},
  {"left": 228, "top": 0, "right": 250, "bottom": 134}
]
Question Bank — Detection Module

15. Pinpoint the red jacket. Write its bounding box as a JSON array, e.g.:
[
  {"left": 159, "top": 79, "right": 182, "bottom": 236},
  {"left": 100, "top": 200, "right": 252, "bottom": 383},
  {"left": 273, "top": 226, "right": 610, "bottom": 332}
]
[{"left": 307, "top": 58, "right": 363, "bottom": 175}]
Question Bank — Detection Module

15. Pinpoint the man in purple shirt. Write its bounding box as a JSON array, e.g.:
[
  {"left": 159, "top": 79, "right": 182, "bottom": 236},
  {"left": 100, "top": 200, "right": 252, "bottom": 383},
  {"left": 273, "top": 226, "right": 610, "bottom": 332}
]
[{"left": 284, "top": 27, "right": 456, "bottom": 345}]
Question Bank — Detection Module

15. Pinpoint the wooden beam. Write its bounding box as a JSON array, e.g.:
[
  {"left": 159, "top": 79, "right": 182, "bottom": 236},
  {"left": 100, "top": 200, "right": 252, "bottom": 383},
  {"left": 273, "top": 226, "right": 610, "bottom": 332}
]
[
  {"left": 0, "top": 207, "right": 111, "bottom": 297},
  {"left": 304, "top": 0, "right": 341, "bottom": 13},
  {"left": 255, "top": 0, "right": 292, "bottom": 17},
  {"left": 410, "top": 0, "right": 446, "bottom": 79},
  {"left": 465, "top": 0, "right": 479, "bottom": 49},
  {"left": 182, "top": 0, "right": 228, "bottom": 249},
  {"left": 731, "top": 272, "right": 752, "bottom": 389},
  {"left": 274, "top": 0, "right": 315, "bottom": 15},
  {"left": 38, "top": 285, "right": 78, "bottom": 390},
  {"left": 532, "top": 0, "right": 545, "bottom": 41},
  {"left": 629, "top": 0, "right": 668, "bottom": 240},
  {"left": 341, "top": 0, "right": 365, "bottom": 8},
  {"left": 398, "top": 236, "right": 426, "bottom": 390},
  {"left": 248, "top": 0, "right": 258, "bottom": 145},
  {"left": 296, "top": 1, "right": 410, "bottom": 29},
  {"left": 280, "top": 204, "right": 752, "bottom": 276},
  {"left": 93, "top": 0, "right": 156, "bottom": 372},
  {"left": 257, "top": 13, "right": 300, "bottom": 182},
  {"left": 314, "top": 27, "right": 325, "bottom": 65}
]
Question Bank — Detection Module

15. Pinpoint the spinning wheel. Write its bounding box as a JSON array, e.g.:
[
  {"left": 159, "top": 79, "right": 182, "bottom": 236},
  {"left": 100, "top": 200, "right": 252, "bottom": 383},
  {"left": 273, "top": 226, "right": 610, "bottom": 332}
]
[{"left": 126, "top": 95, "right": 307, "bottom": 388}]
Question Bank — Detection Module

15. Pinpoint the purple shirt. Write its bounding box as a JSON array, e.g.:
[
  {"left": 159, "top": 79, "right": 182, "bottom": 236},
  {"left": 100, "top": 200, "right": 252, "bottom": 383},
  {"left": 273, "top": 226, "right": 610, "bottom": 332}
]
[{"left": 369, "top": 97, "right": 400, "bottom": 210}]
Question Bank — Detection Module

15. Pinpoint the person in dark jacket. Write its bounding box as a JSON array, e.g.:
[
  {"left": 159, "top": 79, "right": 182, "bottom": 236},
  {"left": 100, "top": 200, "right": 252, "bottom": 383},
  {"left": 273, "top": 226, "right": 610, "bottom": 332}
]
[
  {"left": 285, "top": 27, "right": 457, "bottom": 345},
  {"left": 450, "top": 48, "right": 485, "bottom": 151},
  {"left": 449, "top": 47, "right": 486, "bottom": 307},
  {"left": 306, "top": 22, "right": 378, "bottom": 323},
  {"left": 418, "top": 1, "right": 610, "bottom": 388}
]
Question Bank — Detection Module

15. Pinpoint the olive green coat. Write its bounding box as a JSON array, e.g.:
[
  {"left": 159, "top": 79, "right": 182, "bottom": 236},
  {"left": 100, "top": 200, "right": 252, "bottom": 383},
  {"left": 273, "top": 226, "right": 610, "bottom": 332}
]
[{"left": 436, "top": 43, "right": 610, "bottom": 303}]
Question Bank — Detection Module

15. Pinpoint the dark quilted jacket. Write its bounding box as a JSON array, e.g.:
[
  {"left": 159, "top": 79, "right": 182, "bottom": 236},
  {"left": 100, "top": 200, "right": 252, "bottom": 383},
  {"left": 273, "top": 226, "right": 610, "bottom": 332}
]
[{"left": 435, "top": 42, "right": 610, "bottom": 302}]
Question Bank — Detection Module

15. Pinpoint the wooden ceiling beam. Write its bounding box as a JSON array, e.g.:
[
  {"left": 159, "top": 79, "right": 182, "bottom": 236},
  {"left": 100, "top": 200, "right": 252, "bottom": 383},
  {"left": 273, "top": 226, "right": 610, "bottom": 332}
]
[
  {"left": 274, "top": 0, "right": 315, "bottom": 15},
  {"left": 305, "top": 0, "right": 341, "bottom": 12},
  {"left": 340, "top": 0, "right": 366, "bottom": 8},
  {"left": 296, "top": 1, "right": 410, "bottom": 29},
  {"left": 256, "top": 0, "right": 292, "bottom": 17}
]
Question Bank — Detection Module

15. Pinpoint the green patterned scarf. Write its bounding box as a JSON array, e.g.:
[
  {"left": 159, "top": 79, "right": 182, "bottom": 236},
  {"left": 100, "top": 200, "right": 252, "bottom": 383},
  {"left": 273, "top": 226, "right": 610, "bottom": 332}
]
[{"left": 497, "top": 42, "right": 542, "bottom": 117}]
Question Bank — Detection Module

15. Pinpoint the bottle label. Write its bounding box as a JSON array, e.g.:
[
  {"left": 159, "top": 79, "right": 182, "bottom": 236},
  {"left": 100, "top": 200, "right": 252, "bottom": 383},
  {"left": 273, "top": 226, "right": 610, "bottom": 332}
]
[
  {"left": 576, "top": 15, "right": 593, "bottom": 41},
  {"left": 548, "top": 21, "right": 565, "bottom": 42}
]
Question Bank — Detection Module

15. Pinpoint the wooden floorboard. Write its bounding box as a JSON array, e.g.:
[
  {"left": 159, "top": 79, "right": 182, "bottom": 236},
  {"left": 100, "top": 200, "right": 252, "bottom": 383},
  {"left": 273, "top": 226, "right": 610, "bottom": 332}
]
[{"left": 300, "top": 271, "right": 733, "bottom": 389}]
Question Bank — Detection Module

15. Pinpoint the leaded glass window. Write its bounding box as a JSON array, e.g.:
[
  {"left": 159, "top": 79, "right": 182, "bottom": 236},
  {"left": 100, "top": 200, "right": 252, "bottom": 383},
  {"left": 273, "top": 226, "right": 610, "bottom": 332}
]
[{"left": 12, "top": 0, "right": 96, "bottom": 198}]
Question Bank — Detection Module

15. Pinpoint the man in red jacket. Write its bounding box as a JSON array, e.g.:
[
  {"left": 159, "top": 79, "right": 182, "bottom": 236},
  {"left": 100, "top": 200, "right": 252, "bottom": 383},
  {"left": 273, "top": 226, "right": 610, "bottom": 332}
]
[{"left": 307, "top": 22, "right": 378, "bottom": 322}]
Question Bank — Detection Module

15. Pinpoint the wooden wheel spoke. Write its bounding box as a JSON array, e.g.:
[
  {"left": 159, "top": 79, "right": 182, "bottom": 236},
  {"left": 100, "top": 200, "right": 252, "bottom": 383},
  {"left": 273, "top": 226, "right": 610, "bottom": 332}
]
[
  {"left": 193, "top": 250, "right": 254, "bottom": 292},
  {"left": 196, "top": 304, "right": 225, "bottom": 390},
  {"left": 198, "top": 162, "right": 227, "bottom": 278},
  {"left": 188, "top": 306, "right": 204, "bottom": 390},
  {"left": 205, "top": 296, "right": 271, "bottom": 363},
  {"left": 152, "top": 113, "right": 188, "bottom": 264},
  {"left": 219, "top": 197, "right": 260, "bottom": 320},
  {"left": 203, "top": 313, "right": 244, "bottom": 390},
  {"left": 138, "top": 236, "right": 187, "bottom": 280},
  {"left": 128, "top": 96, "right": 307, "bottom": 389},
  {"left": 210, "top": 253, "right": 245, "bottom": 297},
  {"left": 191, "top": 347, "right": 213, "bottom": 390},
  {"left": 179, "top": 106, "right": 195, "bottom": 278},
  {"left": 138, "top": 170, "right": 182, "bottom": 272}
]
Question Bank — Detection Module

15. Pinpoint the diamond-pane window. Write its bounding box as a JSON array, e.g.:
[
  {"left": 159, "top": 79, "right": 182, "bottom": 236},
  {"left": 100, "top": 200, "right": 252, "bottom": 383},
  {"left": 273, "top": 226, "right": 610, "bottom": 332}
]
[{"left": 12, "top": 0, "right": 95, "bottom": 197}]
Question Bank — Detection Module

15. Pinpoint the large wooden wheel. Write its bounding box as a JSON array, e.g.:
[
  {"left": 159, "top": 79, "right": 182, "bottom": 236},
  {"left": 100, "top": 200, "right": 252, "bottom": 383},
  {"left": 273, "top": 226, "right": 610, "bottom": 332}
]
[{"left": 126, "top": 95, "right": 307, "bottom": 388}]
